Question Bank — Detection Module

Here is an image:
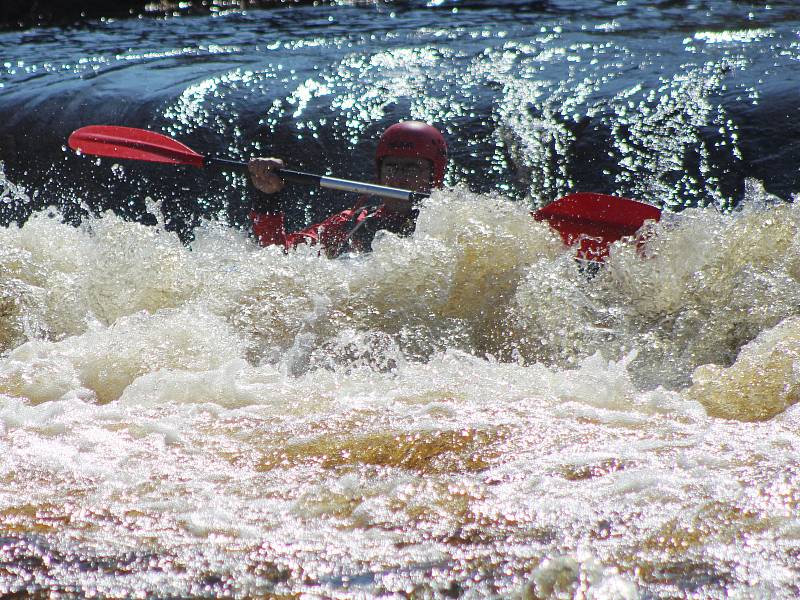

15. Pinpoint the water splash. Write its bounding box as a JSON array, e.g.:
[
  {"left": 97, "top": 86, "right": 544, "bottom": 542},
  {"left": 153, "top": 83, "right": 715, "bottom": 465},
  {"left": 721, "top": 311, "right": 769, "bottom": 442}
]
[{"left": 0, "top": 188, "right": 799, "bottom": 595}]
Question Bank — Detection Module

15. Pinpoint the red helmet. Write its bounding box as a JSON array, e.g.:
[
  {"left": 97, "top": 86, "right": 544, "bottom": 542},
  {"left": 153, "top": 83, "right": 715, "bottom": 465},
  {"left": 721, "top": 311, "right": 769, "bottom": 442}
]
[{"left": 375, "top": 121, "right": 448, "bottom": 188}]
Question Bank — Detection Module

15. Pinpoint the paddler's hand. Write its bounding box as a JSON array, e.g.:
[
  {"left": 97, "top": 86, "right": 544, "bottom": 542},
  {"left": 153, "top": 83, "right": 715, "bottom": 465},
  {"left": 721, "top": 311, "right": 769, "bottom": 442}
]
[{"left": 248, "top": 157, "right": 285, "bottom": 194}]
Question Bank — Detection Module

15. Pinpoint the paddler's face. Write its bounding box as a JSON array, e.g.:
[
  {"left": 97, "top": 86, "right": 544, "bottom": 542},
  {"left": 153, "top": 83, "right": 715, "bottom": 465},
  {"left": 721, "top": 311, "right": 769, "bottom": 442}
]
[{"left": 379, "top": 156, "right": 433, "bottom": 194}]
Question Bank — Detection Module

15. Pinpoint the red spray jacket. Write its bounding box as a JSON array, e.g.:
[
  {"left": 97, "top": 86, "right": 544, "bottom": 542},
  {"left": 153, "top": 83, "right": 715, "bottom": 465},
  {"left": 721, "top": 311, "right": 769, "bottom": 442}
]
[{"left": 250, "top": 200, "right": 417, "bottom": 258}]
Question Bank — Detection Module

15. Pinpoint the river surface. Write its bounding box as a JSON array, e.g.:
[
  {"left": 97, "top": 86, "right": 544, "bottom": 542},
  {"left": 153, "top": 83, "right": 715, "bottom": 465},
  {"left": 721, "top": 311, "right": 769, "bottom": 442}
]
[{"left": 2, "top": 1, "right": 800, "bottom": 597}]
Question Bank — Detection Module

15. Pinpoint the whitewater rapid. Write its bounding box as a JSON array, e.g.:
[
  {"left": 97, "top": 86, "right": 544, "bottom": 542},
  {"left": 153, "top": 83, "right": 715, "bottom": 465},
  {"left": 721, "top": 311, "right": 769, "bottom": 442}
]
[{"left": 0, "top": 176, "right": 799, "bottom": 597}]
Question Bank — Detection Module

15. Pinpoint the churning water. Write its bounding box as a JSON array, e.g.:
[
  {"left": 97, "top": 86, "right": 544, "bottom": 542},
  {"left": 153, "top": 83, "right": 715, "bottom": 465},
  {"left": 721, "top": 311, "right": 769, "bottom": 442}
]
[{"left": 2, "top": 1, "right": 800, "bottom": 597}]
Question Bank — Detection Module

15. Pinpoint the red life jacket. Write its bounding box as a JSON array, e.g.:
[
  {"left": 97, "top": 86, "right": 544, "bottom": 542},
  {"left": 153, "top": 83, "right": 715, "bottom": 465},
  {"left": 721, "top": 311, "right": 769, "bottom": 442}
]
[
  {"left": 250, "top": 205, "right": 369, "bottom": 257},
  {"left": 251, "top": 196, "right": 416, "bottom": 258}
]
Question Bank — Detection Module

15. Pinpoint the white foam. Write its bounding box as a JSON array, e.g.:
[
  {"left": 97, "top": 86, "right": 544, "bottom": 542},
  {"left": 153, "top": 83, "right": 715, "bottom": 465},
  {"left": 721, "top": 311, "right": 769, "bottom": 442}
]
[{"left": 0, "top": 190, "right": 798, "bottom": 597}]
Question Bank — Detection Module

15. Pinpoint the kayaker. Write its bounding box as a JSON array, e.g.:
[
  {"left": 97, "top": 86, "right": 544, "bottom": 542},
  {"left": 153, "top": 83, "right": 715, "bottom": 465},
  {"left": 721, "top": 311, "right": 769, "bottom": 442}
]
[{"left": 248, "top": 120, "right": 448, "bottom": 257}]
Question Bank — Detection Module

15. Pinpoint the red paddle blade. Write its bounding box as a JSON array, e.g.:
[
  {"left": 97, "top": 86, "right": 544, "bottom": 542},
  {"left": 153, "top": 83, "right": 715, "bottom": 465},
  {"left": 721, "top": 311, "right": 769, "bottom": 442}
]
[
  {"left": 68, "top": 125, "right": 205, "bottom": 168},
  {"left": 534, "top": 192, "right": 661, "bottom": 261}
]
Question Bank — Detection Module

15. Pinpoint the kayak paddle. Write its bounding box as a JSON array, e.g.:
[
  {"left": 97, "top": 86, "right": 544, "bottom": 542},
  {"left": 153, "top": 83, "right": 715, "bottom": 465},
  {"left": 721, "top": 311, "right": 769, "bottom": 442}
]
[
  {"left": 533, "top": 192, "right": 661, "bottom": 261},
  {"left": 68, "top": 125, "right": 428, "bottom": 202},
  {"left": 68, "top": 125, "right": 661, "bottom": 259}
]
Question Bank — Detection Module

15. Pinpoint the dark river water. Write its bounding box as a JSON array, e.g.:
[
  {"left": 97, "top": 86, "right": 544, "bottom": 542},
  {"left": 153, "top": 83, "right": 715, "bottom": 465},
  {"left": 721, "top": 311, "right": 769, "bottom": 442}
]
[{"left": 2, "top": 1, "right": 800, "bottom": 597}]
